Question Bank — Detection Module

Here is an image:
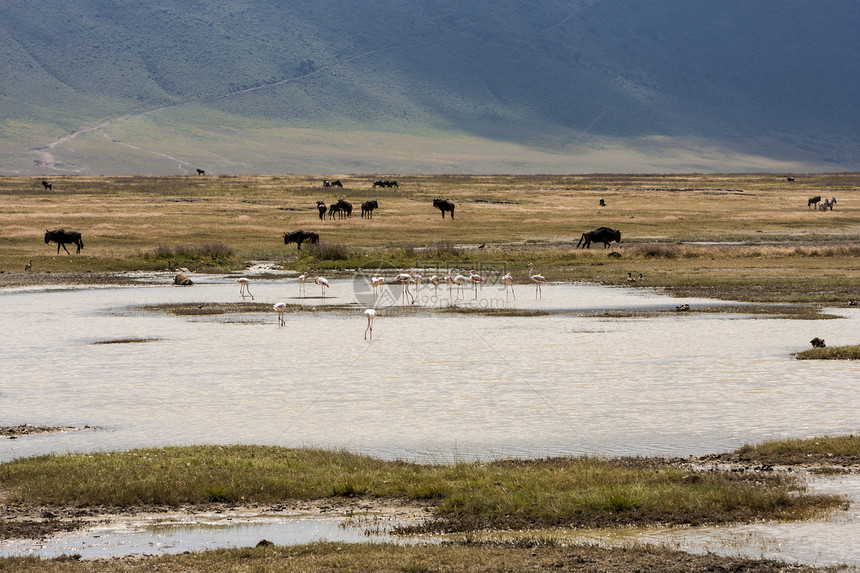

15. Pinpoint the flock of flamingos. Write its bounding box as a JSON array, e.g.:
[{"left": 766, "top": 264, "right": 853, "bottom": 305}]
[{"left": 233, "top": 263, "right": 548, "bottom": 340}]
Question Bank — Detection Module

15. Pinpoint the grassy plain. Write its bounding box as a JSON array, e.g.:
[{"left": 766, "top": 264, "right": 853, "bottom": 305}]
[{"left": 1, "top": 172, "right": 859, "bottom": 302}]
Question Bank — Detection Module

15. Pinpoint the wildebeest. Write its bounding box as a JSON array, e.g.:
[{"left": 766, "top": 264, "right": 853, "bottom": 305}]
[
  {"left": 283, "top": 230, "right": 320, "bottom": 251},
  {"left": 810, "top": 337, "right": 826, "bottom": 348},
  {"left": 433, "top": 198, "right": 455, "bottom": 219},
  {"left": 808, "top": 196, "right": 821, "bottom": 209},
  {"left": 323, "top": 180, "right": 343, "bottom": 188},
  {"left": 373, "top": 180, "right": 398, "bottom": 188},
  {"left": 598, "top": 198, "right": 606, "bottom": 207},
  {"left": 328, "top": 198, "right": 352, "bottom": 219},
  {"left": 44, "top": 229, "right": 84, "bottom": 254},
  {"left": 787, "top": 176, "right": 795, "bottom": 182},
  {"left": 361, "top": 200, "right": 378, "bottom": 219},
  {"left": 196, "top": 168, "right": 205, "bottom": 175},
  {"left": 41, "top": 180, "right": 52, "bottom": 191},
  {"left": 316, "top": 200, "right": 328, "bottom": 220},
  {"left": 577, "top": 227, "right": 622, "bottom": 249}
]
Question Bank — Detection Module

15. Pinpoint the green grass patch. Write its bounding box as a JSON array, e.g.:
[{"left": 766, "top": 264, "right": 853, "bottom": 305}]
[
  {"left": 796, "top": 345, "right": 860, "bottom": 360},
  {"left": 0, "top": 446, "right": 844, "bottom": 531}
]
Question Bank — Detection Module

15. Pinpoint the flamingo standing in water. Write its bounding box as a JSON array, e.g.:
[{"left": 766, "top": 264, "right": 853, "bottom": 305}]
[
  {"left": 297, "top": 272, "right": 309, "bottom": 297},
  {"left": 273, "top": 302, "right": 287, "bottom": 326},
  {"left": 527, "top": 263, "right": 546, "bottom": 299},
  {"left": 469, "top": 269, "right": 485, "bottom": 299},
  {"left": 429, "top": 275, "right": 440, "bottom": 294},
  {"left": 411, "top": 272, "right": 423, "bottom": 296},
  {"left": 395, "top": 272, "right": 414, "bottom": 304},
  {"left": 237, "top": 277, "right": 253, "bottom": 300},
  {"left": 453, "top": 272, "right": 467, "bottom": 299},
  {"left": 364, "top": 308, "right": 376, "bottom": 340},
  {"left": 314, "top": 276, "right": 329, "bottom": 297},
  {"left": 444, "top": 272, "right": 455, "bottom": 297},
  {"left": 502, "top": 272, "right": 515, "bottom": 300},
  {"left": 370, "top": 276, "right": 386, "bottom": 296}
]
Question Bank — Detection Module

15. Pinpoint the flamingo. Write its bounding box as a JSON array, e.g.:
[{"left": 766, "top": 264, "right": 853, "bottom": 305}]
[
  {"left": 444, "top": 272, "right": 455, "bottom": 297},
  {"left": 314, "top": 276, "right": 329, "bottom": 297},
  {"left": 469, "top": 269, "right": 485, "bottom": 298},
  {"left": 527, "top": 263, "right": 546, "bottom": 299},
  {"left": 370, "top": 276, "right": 386, "bottom": 296},
  {"left": 411, "top": 273, "right": 423, "bottom": 295},
  {"left": 395, "top": 272, "right": 414, "bottom": 304},
  {"left": 364, "top": 308, "right": 376, "bottom": 340},
  {"left": 429, "top": 275, "right": 440, "bottom": 294},
  {"left": 297, "top": 272, "right": 309, "bottom": 297},
  {"left": 273, "top": 302, "right": 287, "bottom": 326},
  {"left": 453, "top": 272, "right": 467, "bottom": 299},
  {"left": 502, "top": 272, "right": 515, "bottom": 300},
  {"left": 237, "top": 277, "right": 253, "bottom": 300}
]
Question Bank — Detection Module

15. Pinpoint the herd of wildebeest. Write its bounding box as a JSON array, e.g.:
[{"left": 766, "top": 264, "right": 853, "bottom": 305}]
[{"left": 33, "top": 176, "right": 838, "bottom": 257}]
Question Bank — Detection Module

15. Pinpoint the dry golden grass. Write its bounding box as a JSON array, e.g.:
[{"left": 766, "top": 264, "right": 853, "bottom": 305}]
[{"left": 2, "top": 173, "right": 859, "bottom": 301}]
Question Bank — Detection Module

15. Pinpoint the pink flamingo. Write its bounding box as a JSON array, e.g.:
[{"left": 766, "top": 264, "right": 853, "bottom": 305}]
[
  {"left": 469, "top": 269, "right": 485, "bottom": 298},
  {"left": 395, "top": 272, "right": 414, "bottom": 304},
  {"left": 273, "top": 302, "right": 287, "bottom": 326},
  {"left": 527, "top": 263, "right": 546, "bottom": 299},
  {"left": 364, "top": 308, "right": 376, "bottom": 340},
  {"left": 502, "top": 272, "right": 515, "bottom": 300},
  {"left": 237, "top": 277, "right": 253, "bottom": 300},
  {"left": 314, "top": 276, "right": 329, "bottom": 297},
  {"left": 297, "top": 272, "right": 309, "bottom": 297}
]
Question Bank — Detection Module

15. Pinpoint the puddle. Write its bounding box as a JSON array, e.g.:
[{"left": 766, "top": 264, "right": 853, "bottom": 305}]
[{"left": 0, "top": 506, "right": 430, "bottom": 559}]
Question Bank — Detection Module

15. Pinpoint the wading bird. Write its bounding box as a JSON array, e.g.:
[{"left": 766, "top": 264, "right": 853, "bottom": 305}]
[
  {"left": 274, "top": 302, "right": 287, "bottom": 326},
  {"left": 527, "top": 263, "right": 546, "bottom": 299},
  {"left": 469, "top": 269, "right": 485, "bottom": 298},
  {"left": 314, "top": 276, "right": 329, "bottom": 297},
  {"left": 429, "top": 275, "right": 440, "bottom": 294},
  {"left": 395, "top": 272, "right": 414, "bottom": 304},
  {"left": 364, "top": 308, "right": 376, "bottom": 340},
  {"left": 444, "top": 272, "right": 455, "bottom": 297},
  {"left": 453, "top": 272, "right": 467, "bottom": 299},
  {"left": 297, "top": 272, "right": 309, "bottom": 297},
  {"left": 370, "top": 276, "right": 386, "bottom": 296},
  {"left": 237, "top": 277, "right": 253, "bottom": 300},
  {"left": 502, "top": 272, "right": 515, "bottom": 300}
]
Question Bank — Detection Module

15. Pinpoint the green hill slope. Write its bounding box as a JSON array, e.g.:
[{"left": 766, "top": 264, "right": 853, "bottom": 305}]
[{"left": 1, "top": 0, "right": 858, "bottom": 174}]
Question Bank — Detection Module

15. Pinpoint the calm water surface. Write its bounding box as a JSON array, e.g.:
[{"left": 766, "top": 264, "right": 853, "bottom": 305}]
[
  {"left": 1, "top": 275, "right": 858, "bottom": 564},
  {"left": 3, "top": 275, "right": 857, "bottom": 462}
]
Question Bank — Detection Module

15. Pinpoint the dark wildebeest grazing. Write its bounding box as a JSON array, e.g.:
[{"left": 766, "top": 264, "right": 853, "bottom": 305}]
[
  {"left": 329, "top": 198, "right": 352, "bottom": 219},
  {"left": 810, "top": 337, "right": 826, "bottom": 348},
  {"left": 808, "top": 196, "right": 821, "bottom": 209},
  {"left": 361, "top": 200, "right": 378, "bottom": 219},
  {"left": 577, "top": 227, "right": 622, "bottom": 249},
  {"left": 196, "top": 168, "right": 205, "bottom": 175},
  {"left": 41, "top": 180, "right": 52, "bottom": 191},
  {"left": 44, "top": 229, "right": 84, "bottom": 254},
  {"left": 787, "top": 176, "right": 795, "bottom": 182},
  {"left": 316, "top": 200, "right": 328, "bottom": 220},
  {"left": 433, "top": 198, "right": 455, "bottom": 219},
  {"left": 373, "top": 180, "right": 384, "bottom": 188},
  {"left": 283, "top": 230, "right": 320, "bottom": 251},
  {"left": 598, "top": 198, "right": 606, "bottom": 207},
  {"left": 331, "top": 180, "right": 343, "bottom": 188}
]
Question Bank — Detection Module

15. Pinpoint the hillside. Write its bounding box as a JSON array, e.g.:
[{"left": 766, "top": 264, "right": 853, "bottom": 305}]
[{"left": 1, "top": 0, "right": 858, "bottom": 175}]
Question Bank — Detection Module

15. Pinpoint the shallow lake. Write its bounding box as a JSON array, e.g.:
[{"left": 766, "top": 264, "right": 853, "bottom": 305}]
[{"left": 1, "top": 273, "right": 858, "bottom": 564}]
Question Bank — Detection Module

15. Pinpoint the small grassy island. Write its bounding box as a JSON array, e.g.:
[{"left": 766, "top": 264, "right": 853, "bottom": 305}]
[
  {"left": 796, "top": 344, "right": 860, "bottom": 360},
  {"left": 0, "top": 437, "right": 857, "bottom": 572}
]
